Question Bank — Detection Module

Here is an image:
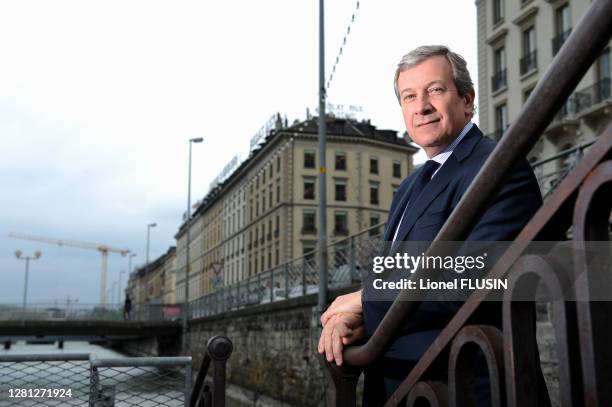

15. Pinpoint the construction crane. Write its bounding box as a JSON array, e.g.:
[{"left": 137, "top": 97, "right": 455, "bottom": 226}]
[{"left": 8, "top": 232, "right": 130, "bottom": 307}]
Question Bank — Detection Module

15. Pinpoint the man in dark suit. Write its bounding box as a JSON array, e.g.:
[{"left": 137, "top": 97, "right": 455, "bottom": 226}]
[{"left": 318, "top": 45, "right": 545, "bottom": 405}]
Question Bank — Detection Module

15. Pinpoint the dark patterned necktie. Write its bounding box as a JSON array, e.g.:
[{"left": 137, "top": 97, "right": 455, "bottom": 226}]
[{"left": 391, "top": 160, "right": 441, "bottom": 251}]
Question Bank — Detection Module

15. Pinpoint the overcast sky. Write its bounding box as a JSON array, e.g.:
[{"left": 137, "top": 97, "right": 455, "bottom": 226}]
[{"left": 0, "top": 0, "right": 478, "bottom": 305}]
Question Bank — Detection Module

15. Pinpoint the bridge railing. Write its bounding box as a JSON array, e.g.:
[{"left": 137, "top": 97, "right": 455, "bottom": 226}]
[
  {"left": 0, "top": 303, "right": 184, "bottom": 322},
  {"left": 321, "top": 0, "right": 612, "bottom": 405}
]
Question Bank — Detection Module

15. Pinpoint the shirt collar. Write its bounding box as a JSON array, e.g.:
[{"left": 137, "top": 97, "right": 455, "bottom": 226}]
[{"left": 429, "top": 121, "right": 473, "bottom": 176}]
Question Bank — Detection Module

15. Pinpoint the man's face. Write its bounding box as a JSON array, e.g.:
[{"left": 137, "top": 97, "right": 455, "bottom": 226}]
[{"left": 396, "top": 55, "right": 474, "bottom": 158}]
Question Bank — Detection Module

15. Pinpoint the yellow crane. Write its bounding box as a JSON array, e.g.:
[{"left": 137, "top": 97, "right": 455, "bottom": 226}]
[{"left": 8, "top": 232, "right": 130, "bottom": 307}]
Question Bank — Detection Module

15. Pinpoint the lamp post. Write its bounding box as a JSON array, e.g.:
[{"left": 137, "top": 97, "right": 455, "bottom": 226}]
[
  {"left": 118, "top": 270, "right": 126, "bottom": 304},
  {"left": 184, "top": 136, "right": 203, "bottom": 351},
  {"left": 128, "top": 253, "right": 137, "bottom": 274},
  {"left": 15, "top": 250, "right": 42, "bottom": 322},
  {"left": 146, "top": 223, "right": 157, "bottom": 273}
]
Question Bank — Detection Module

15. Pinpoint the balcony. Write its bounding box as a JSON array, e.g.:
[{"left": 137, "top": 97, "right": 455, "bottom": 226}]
[
  {"left": 491, "top": 69, "right": 507, "bottom": 92},
  {"left": 574, "top": 78, "right": 611, "bottom": 114},
  {"left": 552, "top": 28, "right": 572, "bottom": 56},
  {"left": 520, "top": 50, "right": 537, "bottom": 75}
]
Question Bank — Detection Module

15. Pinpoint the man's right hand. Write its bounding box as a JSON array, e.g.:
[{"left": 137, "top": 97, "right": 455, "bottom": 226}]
[
  {"left": 317, "top": 290, "right": 364, "bottom": 366},
  {"left": 320, "top": 290, "right": 363, "bottom": 325}
]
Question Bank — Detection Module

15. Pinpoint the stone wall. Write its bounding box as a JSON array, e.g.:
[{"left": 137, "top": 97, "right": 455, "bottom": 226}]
[
  {"left": 188, "top": 292, "right": 331, "bottom": 406},
  {"left": 186, "top": 287, "right": 559, "bottom": 406}
]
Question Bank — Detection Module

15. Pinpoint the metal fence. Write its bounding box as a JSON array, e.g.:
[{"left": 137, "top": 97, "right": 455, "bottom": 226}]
[
  {"left": 0, "top": 353, "right": 192, "bottom": 407},
  {"left": 0, "top": 303, "right": 183, "bottom": 322},
  {"left": 190, "top": 223, "right": 384, "bottom": 318}
]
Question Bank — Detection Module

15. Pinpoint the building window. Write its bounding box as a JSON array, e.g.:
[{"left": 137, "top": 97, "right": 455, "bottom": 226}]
[
  {"left": 304, "top": 151, "right": 315, "bottom": 169},
  {"left": 492, "top": 46, "right": 507, "bottom": 91},
  {"left": 493, "top": 0, "right": 504, "bottom": 25},
  {"left": 520, "top": 26, "right": 537, "bottom": 75},
  {"left": 392, "top": 161, "right": 401, "bottom": 178},
  {"left": 269, "top": 165, "right": 273, "bottom": 179},
  {"left": 303, "top": 177, "right": 315, "bottom": 200},
  {"left": 262, "top": 195, "right": 266, "bottom": 212},
  {"left": 370, "top": 183, "right": 379, "bottom": 205},
  {"left": 276, "top": 182, "right": 281, "bottom": 203},
  {"left": 275, "top": 214, "right": 280, "bottom": 237},
  {"left": 302, "top": 210, "right": 316, "bottom": 234},
  {"left": 275, "top": 248, "right": 279, "bottom": 266},
  {"left": 335, "top": 152, "right": 347, "bottom": 170},
  {"left": 494, "top": 104, "right": 508, "bottom": 140},
  {"left": 392, "top": 185, "right": 399, "bottom": 198},
  {"left": 334, "top": 211, "right": 348, "bottom": 235},
  {"left": 370, "top": 157, "right": 379, "bottom": 174},
  {"left": 553, "top": 4, "right": 571, "bottom": 56},
  {"left": 335, "top": 179, "right": 347, "bottom": 201},
  {"left": 277, "top": 156, "right": 281, "bottom": 172},
  {"left": 269, "top": 186, "right": 273, "bottom": 207},
  {"left": 369, "top": 214, "right": 380, "bottom": 237},
  {"left": 262, "top": 169, "right": 266, "bottom": 183}
]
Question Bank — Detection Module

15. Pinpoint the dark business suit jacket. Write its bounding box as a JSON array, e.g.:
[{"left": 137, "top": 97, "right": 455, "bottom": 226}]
[{"left": 361, "top": 124, "right": 544, "bottom": 403}]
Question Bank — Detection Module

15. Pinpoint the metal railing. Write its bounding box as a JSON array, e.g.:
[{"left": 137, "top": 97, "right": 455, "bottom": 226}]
[
  {"left": 491, "top": 69, "right": 507, "bottom": 92},
  {"left": 89, "top": 355, "right": 191, "bottom": 407},
  {"left": 190, "top": 336, "right": 233, "bottom": 407},
  {"left": 520, "top": 50, "right": 538, "bottom": 75},
  {"left": 532, "top": 140, "right": 597, "bottom": 198},
  {"left": 574, "top": 77, "right": 611, "bottom": 112},
  {"left": 552, "top": 28, "right": 572, "bottom": 55},
  {"left": 190, "top": 223, "right": 383, "bottom": 319},
  {"left": 322, "top": 0, "right": 612, "bottom": 405},
  {"left": 0, "top": 353, "right": 194, "bottom": 407},
  {"left": 0, "top": 303, "right": 184, "bottom": 322}
]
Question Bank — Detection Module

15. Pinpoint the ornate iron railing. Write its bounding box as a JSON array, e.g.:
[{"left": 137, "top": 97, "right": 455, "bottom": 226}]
[
  {"left": 322, "top": 1, "right": 612, "bottom": 405},
  {"left": 190, "top": 336, "right": 233, "bottom": 407}
]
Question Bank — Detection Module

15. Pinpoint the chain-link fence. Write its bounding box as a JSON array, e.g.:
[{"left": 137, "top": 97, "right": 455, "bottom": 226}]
[
  {"left": 0, "top": 354, "right": 192, "bottom": 407},
  {"left": 0, "top": 354, "right": 91, "bottom": 406},
  {"left": 191, "top": 223, "right": 385, "bottom": 318}
]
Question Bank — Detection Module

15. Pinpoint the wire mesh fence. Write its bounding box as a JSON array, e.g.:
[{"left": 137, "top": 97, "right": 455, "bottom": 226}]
[
  {"left": 0, "top": 354, "right": 91, "bottom": 406},
  {"left": 0, "top": 354, "right": 192, "bottom": 407}
]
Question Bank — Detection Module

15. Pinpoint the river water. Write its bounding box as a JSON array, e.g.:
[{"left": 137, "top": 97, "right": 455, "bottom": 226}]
[{"left": 0, "top": 341, "right": 187, "bottom": 406}]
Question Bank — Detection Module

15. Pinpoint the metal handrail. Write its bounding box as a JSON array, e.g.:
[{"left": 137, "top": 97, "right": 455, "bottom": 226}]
[{"left": 339, "top": 0, "right": 612, "bottom": 368}]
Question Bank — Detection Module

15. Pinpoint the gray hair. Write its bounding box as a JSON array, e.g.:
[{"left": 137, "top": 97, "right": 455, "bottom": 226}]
[{"left": 393, "top": 45, "right": 474, "bottom": 103}]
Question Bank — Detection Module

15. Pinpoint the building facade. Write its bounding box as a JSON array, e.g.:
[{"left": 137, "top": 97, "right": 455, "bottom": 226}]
[
  {"left": 476, "top": 0, "right": 610, "bottom": 193},
  {"left": 175, "top": 115, "right": 418, "bottom": 300}
]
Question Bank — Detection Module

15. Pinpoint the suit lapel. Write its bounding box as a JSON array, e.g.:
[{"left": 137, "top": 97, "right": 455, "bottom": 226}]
[
  {"left": 393, "top": 156, "right": 458, "bottom": 243},
  {"left": 392, "top": 124, "right": 484, "bottom": 244},
  {"left": 382, "top": 176, "right": 420, "bottom": 242}
]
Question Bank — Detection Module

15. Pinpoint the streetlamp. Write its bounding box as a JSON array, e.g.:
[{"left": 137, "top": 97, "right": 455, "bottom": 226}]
[
  {"left": 184, "top": 136, "right": 203, "bottom": 351},
  {"left": 128, "top": 253, "right": 137, "bottom": 274},
  {"left": 118, "top": 270, "right": 126, "bottom": 305},
  {"left": 146, "top": 223, "right": 157, "bottom": 273},
  {"left": 15, "top": 250, "right": 42, "bottom": 322}
]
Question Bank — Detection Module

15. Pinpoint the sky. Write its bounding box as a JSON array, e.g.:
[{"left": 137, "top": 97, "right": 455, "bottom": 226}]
[{"left": 0, "top": 0, "right": 478, "bottom": 305}]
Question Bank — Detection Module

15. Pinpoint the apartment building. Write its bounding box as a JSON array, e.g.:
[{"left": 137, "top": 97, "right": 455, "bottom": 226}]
[
  {"left": 476, "top": 0, "right": 610, "bottom": 191},
  {"left": 175, "top": 115, "right": 418, "bottom": 299}
]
